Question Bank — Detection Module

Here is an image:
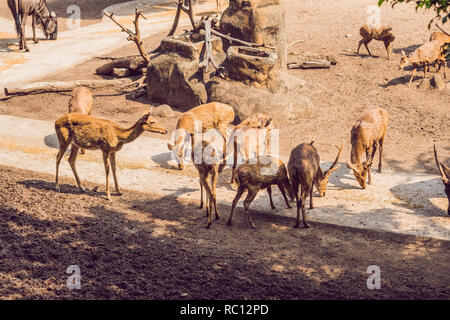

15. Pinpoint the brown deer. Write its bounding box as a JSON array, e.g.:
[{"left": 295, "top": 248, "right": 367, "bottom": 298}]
[
  {"left": 346, "top": 106, "right": 389, "bottom": 189},
  {"left": 193, "top": 140, "right": 222, "bottom": 228},
  {"left": 227, "top": 156, "right": 295, "bottom": 229},
  {"left": 55, "top": 108, "right": 168, "bottom": 200},
  {"left": 434, "top": 145, "right": 450, "bottom": 215},
  {"left": 427, "top": 31, "right": 450, "bottom": 71},
  {"left": 288, "top": 141, "right": 343, "bottom": 228},
  {"left": 167, "top": 102, "right": 235, "bottom": 170},
  {"left": 228, "top": 113, "right": 273, "bottom": 184},
  {"left": 399, "top": 40, "right": 448, "bottom": 85},
  {"left": 68, "top": 87, "right": 93, "bottom": 154},
  {"left": 357, "top": 25, "right": 395, "bottom": 60}
]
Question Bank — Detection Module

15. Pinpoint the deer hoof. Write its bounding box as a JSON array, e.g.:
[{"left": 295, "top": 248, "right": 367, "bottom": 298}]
[
  {"left": 25, "top": 47, "right": 30, "bottom": 52},
  {"left": 304, "top": 223, "right": 311, "bottom": 228},
  {"left": 227, "top": 220, "right": 233, "bottom": 226},
  {"left": 249, "top": 223, "right": 256, "bottom": 229},
  {"left": 205, "top": 223, "right": 211, "bottom": 229},
  {"left": 116, "top": 192, "right": 123, "bottom": 196},
  {"left": 294, "top": 222, "right": 300, "bottom": 228},
  {"left": 34, "top": 39, "right": 39, "bottom": 44},
  {"left": 55, "top": 185, "right": 60, "bottom": 192}
]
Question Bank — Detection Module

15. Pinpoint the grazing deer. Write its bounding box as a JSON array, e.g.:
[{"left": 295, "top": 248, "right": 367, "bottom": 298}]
[
  {"left": 399, "top": 40, "right": 448, "bottom": 85},
  {"left": 228, "top": 113, "right": 273, "bottom": 184},
  {"left": 167, "top": 102, "right": 235, "bottom": 170},
  {"left": 357, "top": 25, "right": 395, "bottom": 60},
  {"left": 288, "top": 141, "right": 343, "bottom": 228},
  {"left": 55, "top": 108, "right": 168, "bottom": 200},
  {"left": 346, "top": 106, "right": 389, "bottom": 189},
  {"left": 227, "top": 156, "right": 295, "bottom": 229},
  {"left": 193, "top": 140, "right": 222, "bottom": 228},
  {"left": 434, "top": 145, "right": 450, "bottom": 215},
  {"left": 68, "top": 87, "right": 93, "bottom": 155},
  {"left": 8, "top": 0, "right": 58, "bottom": 52}
]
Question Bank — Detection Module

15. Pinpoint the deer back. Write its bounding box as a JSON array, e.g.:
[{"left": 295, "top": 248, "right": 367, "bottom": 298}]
[{"left": 288, "top": 143, "right": 321, "bottom": 186}]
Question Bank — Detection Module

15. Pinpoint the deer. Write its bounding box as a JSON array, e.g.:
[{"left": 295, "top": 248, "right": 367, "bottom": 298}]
[
  {"left": 288, "top": 141, "right": 343, "bottom": 228},
  {"left": 357, "top": 25, "right": 395, "bottom": 60},
  {"left": 68, "top": 87, "right": 94, "bottom": 155},
  {"left": 227, "top": 156, "right": 295, "bottom": 229},
  {"left": 346, "top": 106, "right": 389, "bottom": 189},
  {"left": 228, "top": 113, "right": 273, "bottom": 184},
  {"left": 167, "top": 102, "right": 235, "bottom": 170},
  {"left": 55, "top": 108, "right": 168, "bottom": 200},
  {"left": 427, "top": 31, "right": 450, "bottom": 71},
  {"left": 192, "top": 140, "right": 222, "bottom": 228},
  {"left": 434, "top": 145, "right": 450, "bottom": 216},
  {"left": 8, "top": 0, "right": 58, "bottom": 52},
  {"left": 399, "top": 40, "right": 448, "bottom": 86}
]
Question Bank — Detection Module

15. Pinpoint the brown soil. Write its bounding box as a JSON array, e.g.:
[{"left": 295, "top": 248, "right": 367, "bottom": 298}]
[
  {"left": 1, "top": 165, "right": 449, "bottom": 299},
  {"left": 0, "top": 0, "right": 449, "bottom": 299}
]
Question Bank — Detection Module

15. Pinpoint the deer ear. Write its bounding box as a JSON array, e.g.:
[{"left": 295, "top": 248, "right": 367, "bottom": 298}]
[
  {"left": 167, "top": 143, "right": 174, "bottom": 151},
  {"left": 50, "top": 11, "right": 56, "bottom": 18},
  {"left": 264, "top": 118, "right": 273, "bottom": 128},
  {"left": 401, "top": 50, "right": 406, "bottom": 57},
  {"left": 346, "top": 162, "right": 358, "bottom": 172}
]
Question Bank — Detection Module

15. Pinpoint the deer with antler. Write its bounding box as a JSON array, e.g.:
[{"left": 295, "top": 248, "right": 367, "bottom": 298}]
[
  {"left": 288, "top": 141, "right": 343, "bottom": 228},
  {"left": 434, "top": 145, "right": 450, "bottom": 215},
  {"left": 346, "top": 107, "right": 389, "bottom": 189},
  {"left": 55, "top": 108, "right": 168, "bottom": 200}
]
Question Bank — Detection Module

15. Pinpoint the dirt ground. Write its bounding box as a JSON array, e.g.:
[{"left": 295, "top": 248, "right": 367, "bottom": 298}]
[
  {"left": 0, "top": 165, "right": 449, "bottom": 299},
  {"left": 0, "top": 0, "right": 449, "bottom": 299}
]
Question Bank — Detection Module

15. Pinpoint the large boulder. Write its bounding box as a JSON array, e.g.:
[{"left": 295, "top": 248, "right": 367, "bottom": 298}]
[
  {"left": 220, "top": 0, "right": 287, "bottom": 71},
  {"left": 206, "top": 78, "right": 313, "bottom": 122}
]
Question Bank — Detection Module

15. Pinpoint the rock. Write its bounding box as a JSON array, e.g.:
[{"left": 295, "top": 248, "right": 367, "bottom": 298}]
[
  {"left": 153, "top": 104, "right": 175, "bottom": 118},
  {"left": 418, "top": 78, "right": 431, "bottom": 89},
  {"left": 112, "top": 68, "right": 131, "bottom": 78},
  {"left": 221, "top": 0, "right": 288, "bottom": 70},
  {"left": 207, "top": 78, "right": 314, "bottom": 122},
  {"left": 146, "top": 54, "right": 207, "bottom": 110},
  {"left": 266, "top": 71, "right": 306, "bottom": 94},
  {"left": 431, "top": 74, "right": 445, "bottom": 90}
]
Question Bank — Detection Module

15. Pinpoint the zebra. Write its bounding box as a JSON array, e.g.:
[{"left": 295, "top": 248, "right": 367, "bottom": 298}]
[{"left": 7, "top": 0, "right": 58, "bottom": 52}]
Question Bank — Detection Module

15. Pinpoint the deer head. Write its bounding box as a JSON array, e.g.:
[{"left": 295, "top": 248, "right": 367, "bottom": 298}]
[
  {"left": 141, "top": 107, "right": 168, "bottom": 134},
  {"left": 315, "top": 142, "right": 343, "bottom": 196},
  {"left": 399, "top": 50, "right": 411, "bottom": 70},
  {"left": 167, "top": 130, "right": 189, "bottom": 170},
  {"left": 434, "top": 145, "right": 450, "bottom": 215},
  {"left": 346, "top": 156, "right": 374, "bottom": 189}
]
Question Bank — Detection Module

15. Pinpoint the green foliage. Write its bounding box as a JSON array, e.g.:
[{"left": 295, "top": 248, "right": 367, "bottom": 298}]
[{"left": 378, "top": 0, "right": 449, "bottom": 26}]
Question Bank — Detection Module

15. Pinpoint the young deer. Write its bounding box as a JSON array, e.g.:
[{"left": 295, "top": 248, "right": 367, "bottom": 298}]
[
  {"left": 68, "top": 87, "right": 93, "bottom": 154},
  {"left": 346, "top": 107, "right": 389, "bottom": 189},
  {"left": 357, "top": 25, "right": 395, "bottom": 60},
  {"left": 399, "top": 40, "right": 448, "bottom": 85},
  {"left": 434, "top": 145, "right": 450, "bottom": 215},
  {"left": 167, "top": 102, "right": 235, "bottom": 170},
  {"left": 193, "top": 140, "right": 222, "bottom": 228},
  {"left": 288, "top": 141, "right": 343, "bottom": 228},
  {"left": 55, "top": 108, "right": 168, "bottom": 200},
  {"left": 228, "top": 113, "right": 273, "bottom": 184},
  {"left": 227, "top": 156, "right": 295, "bottom": 229}
]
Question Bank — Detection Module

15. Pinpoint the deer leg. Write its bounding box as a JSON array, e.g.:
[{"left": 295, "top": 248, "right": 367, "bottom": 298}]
[
  {"left": 243, "top": 188, "right": 259, "bottom": 229},
  {"left": 443, "top": 59, "right": 447, "bottom": 79},
  {"left": 32, "top": 15, "right": 39, "bottom": 44},
  {"left": 409, "top": 67, "right": 416, "bottom": 86},
  {"left": 199, "top": 178, "right": 204, "bottom": 209},
  {"left": 217, "top": 125, "right": 227, "bottom": 173},
  {"left": 266, "top": 186, "right": 276, "bottom": 209},
  {"left": 20, "top": 14, "right": 29, "bottom": 51},
  {"left": 68, "top": 145, "right": 84, "bottom": 193},
  {"left": 110, "top": 152, "right": 122, "bottom": 196},
  {"left": 297, "top": 184, "right": 310, "bottom": 228},
  {"left": 357, "top": 40, "right": 363, "bottom": 56},
  {"left": 228, "top": 185, "right": 245, "bottom": 226},
  {"left": 230, "top": 140, "right": 238, "bottom": 184},
  {"left": 363, "top": 40, "right": 372, "bottom": 56},
  {"left": 212, "top": 170, "right": 219, "bottom": 220},
  {"left": 202, "top": 175, "right": 214, "bottom": 228},
  {"left": 309, "top": 186, "right": 314, "bottom": 209},
  {"left": 378, "top": 137, "right": 385, "bottom": 173},
  {"left": 102, "top": 152, "right": 111, "bottom": 201},
  {"left": 384, "top": 40, "right": 391, "bottom": 60},
  {"left": 423, "top": 63, "right": 428, "bottom": 79},
  {"left": 278, "top": 182, "right": 292, "bottom": 209},
  {"left": 55, "top": 139, "right": 71, "bottom": 192}
]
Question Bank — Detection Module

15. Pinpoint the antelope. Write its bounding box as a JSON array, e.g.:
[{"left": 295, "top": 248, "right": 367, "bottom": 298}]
[
  {"left": 55, "top": 108, "right": 168, "bottom": 200},
  {"left": 346, "top": 106, "right": 389, "bottom": 189},
  {"left": 68, "top": 87, "right": 94, "bottom": 155},
  {"left": 399, "top": 40, "right": 448, "bottom": 85},
  {"left": 228, "top": 113, "right": 273, "bottom": 184},
  {"left": 288, "top": 141, "right": 343, "bottom": 228},
  {"left": 227, "top": 156, "right": 295, "bottom": 229},
  {"left": 167, "top": 102, "right": 235, "bottom": 170},
  {"left": 433, "top": 145, "right": 450, "bottom": 215},
  {"left": 8, "top": 0, "right": 58, "bottom": 52},
  {"left": 357, "top": 25, "right": 395, "bottom": 60},
  {"left": 193, "top": 140, "right": 222, "bottom": 228}
]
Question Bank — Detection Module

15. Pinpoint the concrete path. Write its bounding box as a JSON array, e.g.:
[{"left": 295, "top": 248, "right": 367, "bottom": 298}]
[
  {"left": 0, "top": 0, "right": 217, "bottom": 91},
  {"left": 0, "top": 114, "right": 448, "bottom": 240}
]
